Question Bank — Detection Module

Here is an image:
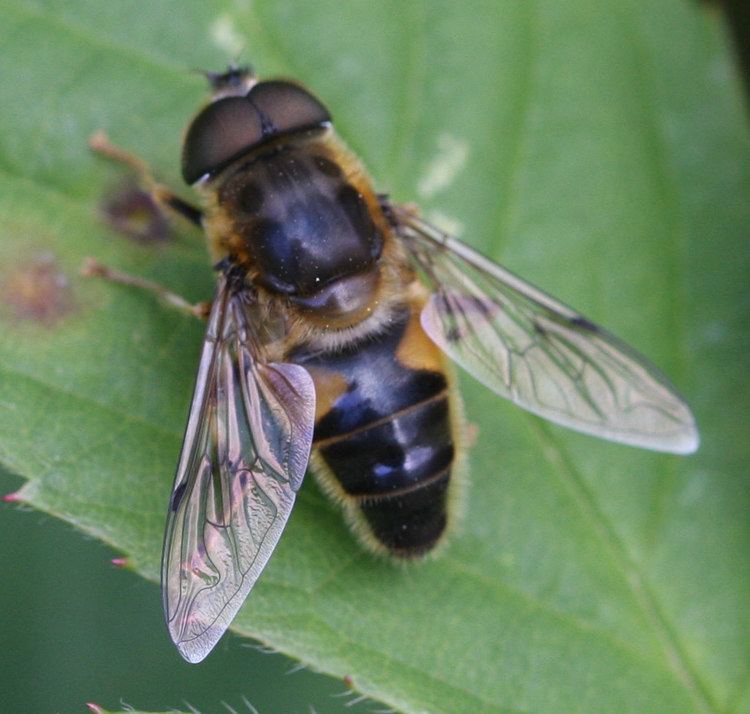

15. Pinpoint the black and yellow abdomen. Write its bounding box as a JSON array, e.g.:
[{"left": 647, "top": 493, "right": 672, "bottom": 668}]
[{"left": 291, "top": 297, "right": 461, "bottom": 557}]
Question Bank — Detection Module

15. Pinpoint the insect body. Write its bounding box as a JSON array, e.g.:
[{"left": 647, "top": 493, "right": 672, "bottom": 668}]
[
  {"left": 181, "top": 72, "right": 461, "bottom": 565},
  {"left": 99, "top": 68, "right": 699, "bottom": 663}
]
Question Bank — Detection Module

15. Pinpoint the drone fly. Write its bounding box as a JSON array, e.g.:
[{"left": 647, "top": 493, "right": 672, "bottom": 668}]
[{"left": 89, "top": 67, "right": 698, "bottom": 663}]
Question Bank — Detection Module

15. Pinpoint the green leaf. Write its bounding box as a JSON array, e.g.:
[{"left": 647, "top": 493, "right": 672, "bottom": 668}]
[{"left": 1, "top": 1, "right": 748, "bottom": 712}]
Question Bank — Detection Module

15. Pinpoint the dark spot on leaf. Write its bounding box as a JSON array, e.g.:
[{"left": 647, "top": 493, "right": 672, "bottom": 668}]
[
  {"left": 100, "top": 181, "right": 171, "bottom": 243},
  {"left": 1, "top": 252, "right": 73, "bottom": 326}
]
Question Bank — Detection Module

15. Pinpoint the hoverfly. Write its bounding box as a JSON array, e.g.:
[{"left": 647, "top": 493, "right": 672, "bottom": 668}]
[{"left": 89, "top": 67, "right": 698, "bottom": 663}]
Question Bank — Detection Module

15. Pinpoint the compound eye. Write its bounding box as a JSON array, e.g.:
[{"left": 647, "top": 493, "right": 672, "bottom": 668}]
[
  {"left": 246, "top": 81, "right": 331, "bottom": 136},
  {"left": 181, "top": 80, "right": 332, "bottom": 185},
  {"left": 182, "top": 97, "right": 263, "bottom": 184}
]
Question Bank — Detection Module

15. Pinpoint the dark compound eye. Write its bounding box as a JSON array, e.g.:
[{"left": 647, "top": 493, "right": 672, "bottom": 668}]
[
  {"left": 182, "top": 97, "right": 263, "bottom": 184},
  {"left": 246, "top": 81, "right": 331, "bottom": 138},
  {"left": 181, "top": 80, "right": 331, "bottom": 184}
]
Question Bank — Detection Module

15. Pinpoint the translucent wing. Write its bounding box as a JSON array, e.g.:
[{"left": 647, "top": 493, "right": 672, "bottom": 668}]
[
  {"left": 162, "top": 274, "right": 316, "bottom": 663},
  {"left": 391, "top": 205, "right": 699, "bottom": 454}
]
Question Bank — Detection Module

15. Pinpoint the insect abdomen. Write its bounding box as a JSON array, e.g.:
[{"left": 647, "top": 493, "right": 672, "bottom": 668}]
[
  {"left": 318, "top": 393, "right": 453, "bottom": 556},
  {"left": 292, "top": 301, "right": 458, "bottom": 557}
]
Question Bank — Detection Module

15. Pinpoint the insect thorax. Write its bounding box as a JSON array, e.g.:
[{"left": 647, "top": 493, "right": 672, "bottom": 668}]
[{"left": 209, "top": 133, "right": 386, "bottom": 286}]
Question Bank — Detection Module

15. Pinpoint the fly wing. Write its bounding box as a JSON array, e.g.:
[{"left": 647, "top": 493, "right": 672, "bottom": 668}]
[
  {"left": 162, "top": 275, "right": 316, "bottom": 663},
  {"left": 391, "top": 205, "right": 699, "bottom": 454}
]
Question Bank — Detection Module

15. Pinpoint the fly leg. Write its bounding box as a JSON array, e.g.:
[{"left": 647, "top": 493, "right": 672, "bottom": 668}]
[
  {"left": 81, "top": 258, "right": 211, "bottom": 319},
  {"left": 89, "top": 131, "right": 203, "bottom": 227},
  {"left": 85, "top": 132, "right": 209, "bottom": 319}
]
